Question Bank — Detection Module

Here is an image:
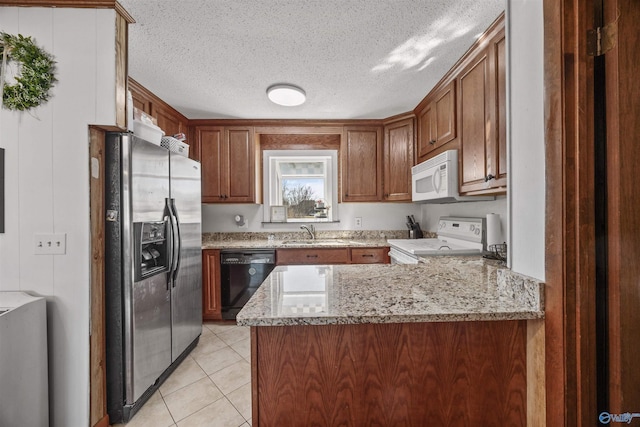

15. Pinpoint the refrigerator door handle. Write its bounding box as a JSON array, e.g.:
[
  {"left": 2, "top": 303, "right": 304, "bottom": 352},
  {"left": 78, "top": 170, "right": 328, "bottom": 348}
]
[
  {"left": 165, "top": 198, "right": 181, "bottom": 285},
  {"left": 170, "top": 198, "right": 182, "bottom": 285},
  {"left": 164, "top": 215, "right": 173, "bottom": 290}
]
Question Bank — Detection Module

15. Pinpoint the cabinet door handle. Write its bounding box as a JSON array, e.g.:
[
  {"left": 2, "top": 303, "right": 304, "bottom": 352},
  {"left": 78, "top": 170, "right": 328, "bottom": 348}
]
[
  {"left": 429, "top": 139, "right": 436, "bottom": 145},
  {"left": 484, "top": 174, "right": 495, "bottom": 182}
]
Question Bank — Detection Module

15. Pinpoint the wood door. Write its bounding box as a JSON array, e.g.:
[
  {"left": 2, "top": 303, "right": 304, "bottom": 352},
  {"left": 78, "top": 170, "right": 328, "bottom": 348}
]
[
  {"left": 197, "top": 126, "right": 225, "bottom": 202},
  {"left": 604, "top": 0, "right": 640, "bottom": 416},
  {"left": 459, "top": 52, "right": 490, "bottom": 193},
  {"left": 341, "top": 126, "right": 383, "bottom": 202},
  {"left": 417, "top": 103, "right": 435, "bottom": 159},
  {"left": 383, "top": 118, "right": 414, "bottom": 201},
  {"left": 225, "top": 127, "right": 255, "bottom": 202},
  {"left": 543, "top": 0, "right": 640, "bottom": 424},
  {"left": 434, "top": 80, "right": 456, "bottom": 145},
  {"left": 202, "top": 250, "right": 222, "bottom": 321}
]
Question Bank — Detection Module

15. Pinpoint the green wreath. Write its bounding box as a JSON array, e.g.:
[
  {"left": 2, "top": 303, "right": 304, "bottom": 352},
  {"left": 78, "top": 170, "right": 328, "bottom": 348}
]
[{"left": 0, "top": 32, "right": 56, "bottom": 111}]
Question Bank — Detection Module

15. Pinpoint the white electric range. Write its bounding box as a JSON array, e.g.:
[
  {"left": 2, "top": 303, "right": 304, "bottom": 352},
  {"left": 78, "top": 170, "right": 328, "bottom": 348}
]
[{"left": 387, "top": 217, "right": 486, "bottom": 264}]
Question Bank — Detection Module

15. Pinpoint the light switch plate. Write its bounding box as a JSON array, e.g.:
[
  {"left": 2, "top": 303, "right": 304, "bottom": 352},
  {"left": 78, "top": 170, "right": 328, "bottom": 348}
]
[{"left": 34, "top": 233, "right": 66, "bottom": 255}]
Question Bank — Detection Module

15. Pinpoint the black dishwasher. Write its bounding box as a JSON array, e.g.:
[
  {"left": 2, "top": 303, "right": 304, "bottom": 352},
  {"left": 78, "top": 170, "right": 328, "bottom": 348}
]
[{"left": 220, "top": 249, "right": 276, "bottom": 320}]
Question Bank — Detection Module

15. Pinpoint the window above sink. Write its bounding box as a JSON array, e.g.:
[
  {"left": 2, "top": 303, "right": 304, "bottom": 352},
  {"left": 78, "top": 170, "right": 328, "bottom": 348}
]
[{"left": 263, "top": 150, "right": 339, "bottom": 223}]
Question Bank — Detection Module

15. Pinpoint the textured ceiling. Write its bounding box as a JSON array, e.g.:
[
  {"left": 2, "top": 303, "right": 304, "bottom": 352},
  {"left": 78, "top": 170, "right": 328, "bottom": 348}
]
[{"left": 120, "top": 0, "right": 504, "bottom": 120}]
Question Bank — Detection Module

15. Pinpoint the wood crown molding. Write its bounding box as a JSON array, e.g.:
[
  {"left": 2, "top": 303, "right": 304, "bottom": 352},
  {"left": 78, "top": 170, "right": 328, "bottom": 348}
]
[{"left": 0, "top": 1, "right": 135, "bottom": 23}]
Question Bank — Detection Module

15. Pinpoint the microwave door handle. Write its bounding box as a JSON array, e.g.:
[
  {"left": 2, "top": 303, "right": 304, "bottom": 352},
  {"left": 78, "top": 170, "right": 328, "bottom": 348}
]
[{"left": 432, "top": 168, "right": 442, "bottom": 193}]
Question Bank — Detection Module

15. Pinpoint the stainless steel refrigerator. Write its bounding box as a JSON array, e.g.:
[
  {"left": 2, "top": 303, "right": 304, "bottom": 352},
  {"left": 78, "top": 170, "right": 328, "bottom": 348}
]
[{"left": 104, "top": 132, "right": 202, "bottom": 423}]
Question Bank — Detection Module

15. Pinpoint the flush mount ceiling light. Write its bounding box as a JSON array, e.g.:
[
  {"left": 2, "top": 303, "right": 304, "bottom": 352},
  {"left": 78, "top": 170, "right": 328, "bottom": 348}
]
[{"left": 266, "top": 84, "right": 306, "bottom": 106}]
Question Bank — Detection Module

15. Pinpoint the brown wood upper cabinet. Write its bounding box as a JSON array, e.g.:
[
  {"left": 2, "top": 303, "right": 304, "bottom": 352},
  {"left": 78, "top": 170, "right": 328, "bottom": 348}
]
[
  {"left": 341, "top": 126, "right": 383, "bottom": 202},
  {"left": 383, "top": 118, "right": 414, "bottom": 201},
  {"left": 458, "top": 23, "right": 506, "bottom": 194},
  {"left": 195, "top": 125, "right": 257, "bottom": 203},
  {"left": 416, "top": 81, "right": 456, "bottom": 162},
  {"left": 128, "top": 78, "right": 192, "bottom": 157}
]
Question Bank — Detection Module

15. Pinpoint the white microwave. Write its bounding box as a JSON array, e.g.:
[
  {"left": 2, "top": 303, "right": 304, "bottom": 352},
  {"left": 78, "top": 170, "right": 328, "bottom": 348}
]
[{"left": 412, "top": 150, "right": 493, "bottom": 203}]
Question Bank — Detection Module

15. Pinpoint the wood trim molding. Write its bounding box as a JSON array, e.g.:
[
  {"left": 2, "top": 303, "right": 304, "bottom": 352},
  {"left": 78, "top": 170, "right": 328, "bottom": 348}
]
[
  {"left": 0, "top": 1, "right": 136, "bottom": 23},
  {"left": 190, "top": 119, "right": 383, "bottom": 129},
  {"left": 89, "top": 127, "right": 108, "bottom": 427},
  {"left": 382, "top": 111, "right": 416, "bottom": 125}
]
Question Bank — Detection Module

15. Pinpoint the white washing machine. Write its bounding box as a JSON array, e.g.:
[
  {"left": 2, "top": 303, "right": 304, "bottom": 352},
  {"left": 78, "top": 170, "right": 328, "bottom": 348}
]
[{"left": 0, "top": 291, "right": 49, "bottom": 426}]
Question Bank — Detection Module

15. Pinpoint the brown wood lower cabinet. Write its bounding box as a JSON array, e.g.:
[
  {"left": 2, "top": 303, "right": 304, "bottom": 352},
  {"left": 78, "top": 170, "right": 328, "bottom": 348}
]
[
  {"left": 276, "top": 247, "right": 390, "bottom": 265},
  {"left": 276, "top": 248, "right": 350, "bottom": 265},
  {"left": 251, "top": 321, "right": 527, "bottom": 426},
  {"left": 350, "top": 247, "right": 390, "bottom": 264},
  {"left": 202, "top": 249, "right": 222, "bottom": 320}
]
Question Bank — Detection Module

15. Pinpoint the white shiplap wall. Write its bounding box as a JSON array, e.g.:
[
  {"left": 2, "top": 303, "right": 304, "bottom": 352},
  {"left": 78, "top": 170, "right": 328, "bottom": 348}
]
[{"left": 0, "top": 7, "right": 116, "bottom": 426}]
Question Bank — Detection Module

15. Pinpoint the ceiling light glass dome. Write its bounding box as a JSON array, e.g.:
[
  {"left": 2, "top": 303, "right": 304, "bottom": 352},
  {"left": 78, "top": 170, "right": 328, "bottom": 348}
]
[{"left": 266, "top": 84, "right": 306, "bottom": 106}]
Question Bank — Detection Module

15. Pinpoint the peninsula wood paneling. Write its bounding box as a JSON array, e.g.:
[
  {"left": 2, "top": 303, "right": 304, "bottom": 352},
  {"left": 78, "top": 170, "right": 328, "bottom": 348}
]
[{"left": 252, "top": 321, "right": 527, "bottom": 427}]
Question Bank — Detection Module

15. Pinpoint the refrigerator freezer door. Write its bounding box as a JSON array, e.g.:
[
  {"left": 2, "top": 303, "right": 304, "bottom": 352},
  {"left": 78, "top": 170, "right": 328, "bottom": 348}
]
[
  {"left": 130, "top": 274, "right": 172, "bottom": 403},
  {"left": 131, "top": 136, "right": 171, "bottom": 223},
  {"left": 127, "top": 136, "right": 173, "bottom": 403},
  {"left": 169, "top": 153, "right": 203, "bottom": 361}
]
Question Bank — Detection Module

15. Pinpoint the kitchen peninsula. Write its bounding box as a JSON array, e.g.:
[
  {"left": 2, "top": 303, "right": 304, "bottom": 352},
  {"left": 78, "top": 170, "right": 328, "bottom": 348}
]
[{"left": 237, "top": 257, "right": 543, "bottom": 426}]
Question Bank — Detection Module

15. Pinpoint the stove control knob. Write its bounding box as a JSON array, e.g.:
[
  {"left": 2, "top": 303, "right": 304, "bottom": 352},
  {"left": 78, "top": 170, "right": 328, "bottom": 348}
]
[{"left": 475, "top": 229, "right": 480, "bottom": 235}]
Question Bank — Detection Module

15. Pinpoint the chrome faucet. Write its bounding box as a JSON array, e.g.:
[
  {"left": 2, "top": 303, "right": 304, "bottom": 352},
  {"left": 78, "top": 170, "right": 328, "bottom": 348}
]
[{"left": 300, "top": 224, "right": 315, "bottom": 240}]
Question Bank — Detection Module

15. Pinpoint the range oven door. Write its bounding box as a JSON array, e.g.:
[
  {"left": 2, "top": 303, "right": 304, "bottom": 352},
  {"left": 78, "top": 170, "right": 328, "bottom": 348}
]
[{"left": 388, "top": 248, "right": 420, "bottom": 264}]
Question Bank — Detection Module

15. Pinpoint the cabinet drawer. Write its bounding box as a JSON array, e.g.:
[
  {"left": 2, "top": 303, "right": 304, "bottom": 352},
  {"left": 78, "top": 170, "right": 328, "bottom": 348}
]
[
  {"left": 276, "top": 248, "right": 350, "bottom": 265},
  {"left": 350, "top": 247, "right": 390, "bottom": 264}
]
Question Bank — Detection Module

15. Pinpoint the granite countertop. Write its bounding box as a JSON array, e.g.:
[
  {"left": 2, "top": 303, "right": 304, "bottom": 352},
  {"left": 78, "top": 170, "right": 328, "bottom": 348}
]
[
  {"left": 201, "top": 230, "right": 415, "bottom": 250},
  {"left": 236, "top": 257, "right": 544, "bottom": 327}
]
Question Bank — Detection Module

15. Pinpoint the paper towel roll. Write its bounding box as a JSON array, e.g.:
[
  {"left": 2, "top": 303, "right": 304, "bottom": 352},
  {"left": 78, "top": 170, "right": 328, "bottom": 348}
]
[{"left": 486, "top": 213, "right": 503, "bottom": 247}]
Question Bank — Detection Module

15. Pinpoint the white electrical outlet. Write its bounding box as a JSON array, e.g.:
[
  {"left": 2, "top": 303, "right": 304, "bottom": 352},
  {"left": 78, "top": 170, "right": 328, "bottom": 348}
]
[
  {"left": 34, "top": 233, "right": 67, "bottom": 255},
  {"left": 355, "top": 217, "right": 362, "bottom": 228}
]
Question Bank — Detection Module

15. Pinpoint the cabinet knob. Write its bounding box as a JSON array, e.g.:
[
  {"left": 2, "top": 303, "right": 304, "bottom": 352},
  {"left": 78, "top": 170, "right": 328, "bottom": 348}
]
[
  {"left": 429, "top": 139, "right": 436, "bottom": 145},
  {"left": 484, "top": 174, "right": 495, "bottom": 182}
]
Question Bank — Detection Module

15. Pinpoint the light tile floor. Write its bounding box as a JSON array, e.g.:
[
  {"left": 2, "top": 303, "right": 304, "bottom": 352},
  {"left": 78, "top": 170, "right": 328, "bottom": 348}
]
[{"left": 113, "top": 322, "right": 252, "bottom": 427}]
